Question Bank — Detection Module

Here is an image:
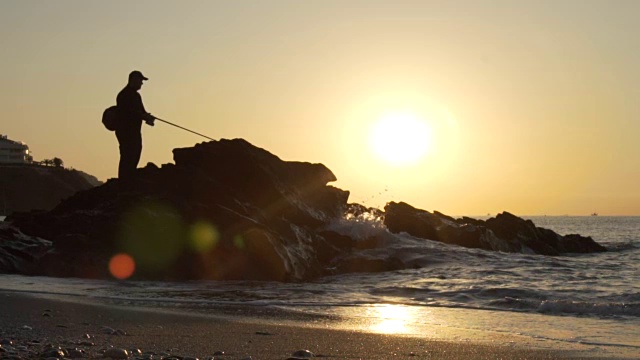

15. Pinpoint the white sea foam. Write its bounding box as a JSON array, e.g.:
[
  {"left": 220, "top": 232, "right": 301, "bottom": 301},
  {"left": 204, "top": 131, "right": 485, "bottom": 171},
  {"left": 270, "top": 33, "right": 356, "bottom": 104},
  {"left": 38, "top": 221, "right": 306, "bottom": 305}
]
[
  {"left": 325, "top": 210, "right": 387, "bottom": 240},
  {"left": 536, "top": 299, "right": 640, "bottom": 317}
]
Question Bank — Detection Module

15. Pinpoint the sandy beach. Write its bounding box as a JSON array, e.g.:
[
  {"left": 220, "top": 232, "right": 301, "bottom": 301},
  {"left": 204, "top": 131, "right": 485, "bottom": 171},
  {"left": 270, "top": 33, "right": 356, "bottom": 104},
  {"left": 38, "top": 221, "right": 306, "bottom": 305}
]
[{"left": 0, "top": 291, "right": 615, "bottom": 360}]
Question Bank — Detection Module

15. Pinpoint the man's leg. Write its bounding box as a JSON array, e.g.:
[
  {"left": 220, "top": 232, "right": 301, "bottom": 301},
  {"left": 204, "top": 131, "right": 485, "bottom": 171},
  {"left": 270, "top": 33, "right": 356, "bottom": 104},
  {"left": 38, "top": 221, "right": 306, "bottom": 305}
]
[{"left": 116, "top": 130, "right": 142, "bottom": 179}]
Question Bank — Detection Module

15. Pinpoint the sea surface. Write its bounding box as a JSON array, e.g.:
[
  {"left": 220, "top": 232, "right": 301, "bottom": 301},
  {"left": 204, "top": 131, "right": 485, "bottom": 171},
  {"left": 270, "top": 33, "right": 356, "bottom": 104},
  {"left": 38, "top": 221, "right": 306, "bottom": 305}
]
[{"left": 1, "top": 215, "right": 639, "bottom": 358}]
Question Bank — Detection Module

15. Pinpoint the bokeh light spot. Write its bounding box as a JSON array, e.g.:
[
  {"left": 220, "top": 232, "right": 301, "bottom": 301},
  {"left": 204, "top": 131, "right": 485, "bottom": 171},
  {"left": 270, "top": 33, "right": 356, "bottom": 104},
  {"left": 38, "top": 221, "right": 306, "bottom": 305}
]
[
  {"left": 117, "top": 200, "right": 185, "bottom": 272},
  {"left": 109, "top": 253, "right": 135, "bottom": 280},
  {"left": 189, "top": 221, "right": 219, "bottom": 253},
  {"left": 233, "top": 235, "right": 245, "bottom": 249}
]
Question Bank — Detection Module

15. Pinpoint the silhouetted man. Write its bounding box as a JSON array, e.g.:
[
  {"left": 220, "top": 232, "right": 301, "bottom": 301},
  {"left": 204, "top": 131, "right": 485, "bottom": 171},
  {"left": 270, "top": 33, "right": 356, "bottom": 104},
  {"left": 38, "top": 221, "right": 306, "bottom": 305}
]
[{"left": 115, "top": 70, "right": 156, "bottom": 179}]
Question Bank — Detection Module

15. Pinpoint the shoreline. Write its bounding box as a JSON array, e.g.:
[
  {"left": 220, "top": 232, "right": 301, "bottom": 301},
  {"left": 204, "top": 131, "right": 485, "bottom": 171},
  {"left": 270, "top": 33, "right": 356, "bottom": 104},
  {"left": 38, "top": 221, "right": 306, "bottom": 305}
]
[{"left": 0, "top": 291, "right": 617, "bottom": 359}]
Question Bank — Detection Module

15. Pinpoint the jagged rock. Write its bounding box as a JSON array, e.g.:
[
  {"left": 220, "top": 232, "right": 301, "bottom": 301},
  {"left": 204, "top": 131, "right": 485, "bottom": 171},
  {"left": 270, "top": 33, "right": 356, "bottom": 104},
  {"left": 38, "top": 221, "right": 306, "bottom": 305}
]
[
  {"left": 384, "top": 202, "right": 606, "bottom": 255},
  {"left": 384, "top": 201, "right": 490, "bottom": 249},
  {"left": 560, "top": 233, "right": 606, "bottom": 253},
  {"left": 4, "top": 139, "right": 349, "bottom": 281},
  {"left": 0, "top": 222, "right": 52, "bottom": 274},
  {"left": 485, "top": 212, "right": 606, "bottom": 254}
]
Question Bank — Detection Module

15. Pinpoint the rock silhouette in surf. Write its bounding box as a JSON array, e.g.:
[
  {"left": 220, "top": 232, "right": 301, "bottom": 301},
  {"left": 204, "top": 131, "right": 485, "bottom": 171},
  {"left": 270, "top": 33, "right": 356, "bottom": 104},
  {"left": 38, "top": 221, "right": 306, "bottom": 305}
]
[{"left": 384, "top": 201, "right": 606, "bottom": 255}]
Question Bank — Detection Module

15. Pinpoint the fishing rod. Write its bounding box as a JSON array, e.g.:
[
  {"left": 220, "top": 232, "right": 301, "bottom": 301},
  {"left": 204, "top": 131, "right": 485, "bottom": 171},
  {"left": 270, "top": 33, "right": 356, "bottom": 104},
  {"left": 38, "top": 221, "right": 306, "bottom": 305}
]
[{"left": 153, "top": 117, "right": 215, "bottom": 141}]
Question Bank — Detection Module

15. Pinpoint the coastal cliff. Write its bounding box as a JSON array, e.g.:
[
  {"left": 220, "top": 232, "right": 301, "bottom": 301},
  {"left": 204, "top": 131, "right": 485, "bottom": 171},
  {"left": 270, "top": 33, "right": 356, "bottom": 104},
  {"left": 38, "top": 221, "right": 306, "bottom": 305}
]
[{"left": 0, "top": 164, "right": 101, "bottom": 215}]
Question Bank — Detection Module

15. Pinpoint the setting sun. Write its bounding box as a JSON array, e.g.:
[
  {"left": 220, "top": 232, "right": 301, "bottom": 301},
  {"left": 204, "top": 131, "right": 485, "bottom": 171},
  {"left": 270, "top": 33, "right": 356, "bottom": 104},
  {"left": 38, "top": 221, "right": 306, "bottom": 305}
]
[{"left": 369, "top": 111, "right": 433, "bottom": 166}]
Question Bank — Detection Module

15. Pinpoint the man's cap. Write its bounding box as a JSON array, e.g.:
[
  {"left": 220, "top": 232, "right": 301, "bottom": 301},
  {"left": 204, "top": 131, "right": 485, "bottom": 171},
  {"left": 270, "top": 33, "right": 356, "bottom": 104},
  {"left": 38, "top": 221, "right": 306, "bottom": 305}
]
[{"left": 129, "top": 70, "right": 148, "bottom": 81}]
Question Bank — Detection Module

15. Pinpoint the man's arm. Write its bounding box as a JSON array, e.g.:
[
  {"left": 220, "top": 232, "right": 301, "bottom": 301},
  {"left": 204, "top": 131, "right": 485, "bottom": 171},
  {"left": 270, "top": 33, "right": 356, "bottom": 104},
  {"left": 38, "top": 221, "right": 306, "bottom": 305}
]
[
  {"left": 137, "top": 94, "right": 156, "bottom": 125},
  {"left": 117, "top": 89, "right": 155, "bottom": 124}
]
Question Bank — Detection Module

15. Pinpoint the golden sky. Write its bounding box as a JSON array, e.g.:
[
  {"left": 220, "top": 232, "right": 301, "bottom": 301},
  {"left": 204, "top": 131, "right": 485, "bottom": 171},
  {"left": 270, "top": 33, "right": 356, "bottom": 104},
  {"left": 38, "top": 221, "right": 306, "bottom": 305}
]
[{"left": 1, "top": 0, "right": 639, "bottom": 216}]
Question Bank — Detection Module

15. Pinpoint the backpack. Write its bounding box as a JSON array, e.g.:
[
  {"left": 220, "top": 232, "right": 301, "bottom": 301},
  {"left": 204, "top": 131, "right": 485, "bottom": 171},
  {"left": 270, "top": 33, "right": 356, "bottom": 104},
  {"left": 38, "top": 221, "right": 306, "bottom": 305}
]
[{"left": 102, "top": 106, "right": 122, "bottom": 131}]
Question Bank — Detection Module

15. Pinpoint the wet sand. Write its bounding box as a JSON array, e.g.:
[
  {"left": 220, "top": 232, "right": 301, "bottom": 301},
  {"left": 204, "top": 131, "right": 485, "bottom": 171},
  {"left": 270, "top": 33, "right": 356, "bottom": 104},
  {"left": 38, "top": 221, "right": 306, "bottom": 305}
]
[{"left": 0, "top": 291, "right": 612, "bottom": 359}]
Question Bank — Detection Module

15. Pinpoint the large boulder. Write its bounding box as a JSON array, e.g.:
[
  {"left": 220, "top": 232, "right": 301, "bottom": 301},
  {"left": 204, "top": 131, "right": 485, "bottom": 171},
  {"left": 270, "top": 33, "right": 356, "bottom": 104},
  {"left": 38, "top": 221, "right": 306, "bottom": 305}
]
[
  {"left": 384, "top": 202, "right": 606, "bottom": 255},
  {"left": 384, "top": 202, "right": 494, "bottom": 250},
  {"left": 6, "top": 139, "right": 350, "bottom": 281},
  {"left": 485, "top": 212, "right": 606, "bottom": 254}
]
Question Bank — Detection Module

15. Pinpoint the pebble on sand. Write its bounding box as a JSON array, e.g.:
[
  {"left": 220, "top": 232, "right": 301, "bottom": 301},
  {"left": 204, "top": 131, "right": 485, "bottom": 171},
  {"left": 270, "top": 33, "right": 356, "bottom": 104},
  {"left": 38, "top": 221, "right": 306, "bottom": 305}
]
[
  {"left": 291, "top": 349, "right": 314, "bottom": 358},
  {"left": 104, "top": 347, "right": 129, "bottom": 359}
]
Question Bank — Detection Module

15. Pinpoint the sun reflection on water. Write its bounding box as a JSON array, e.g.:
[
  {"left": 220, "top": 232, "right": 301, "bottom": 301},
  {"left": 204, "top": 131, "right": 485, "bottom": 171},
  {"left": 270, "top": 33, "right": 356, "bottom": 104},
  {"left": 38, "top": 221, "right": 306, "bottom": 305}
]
[{"left": 368, "top": 304, "right": 415, "bottom": 335}]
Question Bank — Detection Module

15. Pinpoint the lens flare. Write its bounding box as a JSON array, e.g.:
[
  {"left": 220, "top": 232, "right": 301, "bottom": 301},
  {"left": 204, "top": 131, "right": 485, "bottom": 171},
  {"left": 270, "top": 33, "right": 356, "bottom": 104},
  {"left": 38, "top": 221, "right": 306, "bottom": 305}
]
[
  {"left": 243, "top": 229, "right": 286, "bottom": 280},
  {"left": 117, "top": 200, "right": 185, "bottom": 272},
  {"left": 233, "top": 235, "right": 245, "bottom": 249},
  {"left": 189, "top": 221, "right": 219, "bottom": 252},
  {"left": 109, "top": 253, "right": 135, "bottom": 280}
]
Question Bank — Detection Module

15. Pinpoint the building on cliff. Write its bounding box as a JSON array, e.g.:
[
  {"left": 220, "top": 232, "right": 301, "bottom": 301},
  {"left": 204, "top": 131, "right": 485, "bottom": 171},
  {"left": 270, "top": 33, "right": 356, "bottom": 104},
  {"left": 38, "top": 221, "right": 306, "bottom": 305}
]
[{"left": 0, "top": 135, "right": 33, "bottom": 164}]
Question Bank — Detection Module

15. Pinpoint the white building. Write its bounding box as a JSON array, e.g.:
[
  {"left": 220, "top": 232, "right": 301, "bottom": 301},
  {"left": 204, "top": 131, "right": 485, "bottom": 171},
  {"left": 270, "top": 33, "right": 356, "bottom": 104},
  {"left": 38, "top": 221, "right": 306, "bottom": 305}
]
[{"left": 0, "top": 135, "right": 33, "bottom": 164}]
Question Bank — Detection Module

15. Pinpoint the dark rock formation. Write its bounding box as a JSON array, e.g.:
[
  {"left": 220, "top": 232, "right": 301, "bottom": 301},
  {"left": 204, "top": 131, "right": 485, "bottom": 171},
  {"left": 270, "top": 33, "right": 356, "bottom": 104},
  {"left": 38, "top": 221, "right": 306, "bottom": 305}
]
[
  {"left": 0, "top": 164, "right": 101, "bottom": 215},
  {"left": 0, "top": 222, "right": 52, "bottom": 274},
  {"left": 384, "top": 202, "right": 607, "bottom": 255},
  {"left": 5, "top": 139, "right": 350, "bottom": 281},
  {"left": 0, "top": 139, "right": 608, "bottom": 281}
]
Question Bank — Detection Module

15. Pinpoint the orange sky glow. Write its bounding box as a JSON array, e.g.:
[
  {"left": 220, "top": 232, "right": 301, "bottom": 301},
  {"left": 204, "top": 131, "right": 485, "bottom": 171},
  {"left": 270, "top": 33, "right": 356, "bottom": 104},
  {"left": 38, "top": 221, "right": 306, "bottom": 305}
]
[{"left": 1, "top": 0, "right": 639, "bottom": 216}]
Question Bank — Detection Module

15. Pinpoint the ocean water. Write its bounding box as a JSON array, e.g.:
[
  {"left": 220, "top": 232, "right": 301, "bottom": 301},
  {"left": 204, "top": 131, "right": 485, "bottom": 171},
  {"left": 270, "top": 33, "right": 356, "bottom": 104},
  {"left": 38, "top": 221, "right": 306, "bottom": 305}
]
[{"left": 1, "top": 215, "right": 639, "bottom": 358}]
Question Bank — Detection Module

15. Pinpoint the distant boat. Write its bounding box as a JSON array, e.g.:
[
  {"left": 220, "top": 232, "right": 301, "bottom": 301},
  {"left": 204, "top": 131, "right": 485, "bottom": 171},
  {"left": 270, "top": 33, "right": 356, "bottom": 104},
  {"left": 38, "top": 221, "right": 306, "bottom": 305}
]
[{"left": 591, "top": 212, "right": 598, "bottom": 216}]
